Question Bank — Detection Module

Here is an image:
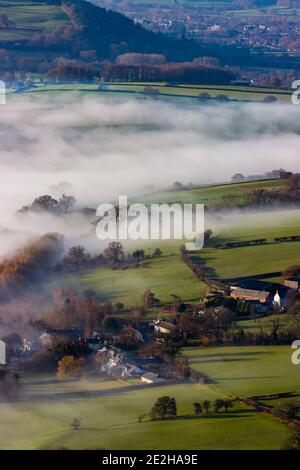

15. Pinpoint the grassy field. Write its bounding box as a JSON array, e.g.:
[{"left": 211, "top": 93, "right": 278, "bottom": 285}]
[
  {"left": 143, "top": 178, "right": 285, "bottom": 208},
  {"left": 183, "top": 345, "right": 300, "bottom": 398},
  {"left": 19, "top": 82, "right": 292, "bottom": 103},
  {"left": 194, "top": 208, "right": 300, "bottom": 283},
  {"left": 0, "top": 1, "right": 70, "bottom": 32},
  {"left": 0, "top": 374, "right": 289, "bottom": 450},
  {"left": 54, "top": 183, "right": 299, "bottom": 307},
  {"left": 61, "top": 244, "right": 205, "bottom": 308}
]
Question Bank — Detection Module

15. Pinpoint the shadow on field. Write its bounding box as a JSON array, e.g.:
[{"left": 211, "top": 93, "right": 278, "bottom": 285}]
[
  {"left": 190, "top": 255, "right": 218, "bottom": 278},
  {"left": 167, "top": 410, "right": 253, "bottom": 421},
  {"left": 4, "top": 381, "right": 177, "bottom": 404},
  {"left": 189, "top": 351, "right": 273, "bottom": 361},
  {"left": 24, "top": 378, "right": 77, "bottom": 386},
  {"left": 224, "top": 272, "right": 282, "bottom": 283},
  {"left": 215, "top": 376, "right": 280, "bottom": 381},
  {"left": 189, "top": 352, "right": 272, "bottom": 367}
]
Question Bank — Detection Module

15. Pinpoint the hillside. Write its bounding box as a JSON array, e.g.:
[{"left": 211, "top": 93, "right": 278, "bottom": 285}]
[
  {"left": 0, "top": 0, "right": 199, "bottom": 63},
  {"left": 60, "top": 0, "right": 200, "bottom": 60},
  {"left": 0, "top": 0, "right": 241, "bottom": 81}
]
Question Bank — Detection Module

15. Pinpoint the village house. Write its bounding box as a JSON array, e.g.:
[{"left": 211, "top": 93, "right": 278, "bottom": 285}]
[
  {"left": 121, "top": 363, "right": 144, "bottom": 378},
  {"left": 284, "top": 277, "right": 300, "bottom": 291},
  {"left": 96, "top": 346, "right": 125, "bottom": 376},
  {"left": 230, "top": 288, "right": 272, "bottom": 303},
  {"left": 153, "top": 320, "right": 177, "bottom": 335},
  {"left": 141, "top": 372, "right": 165, "bottom": 384}
]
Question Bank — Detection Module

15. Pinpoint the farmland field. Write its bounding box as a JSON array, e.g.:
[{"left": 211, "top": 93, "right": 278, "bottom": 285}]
[
  {"left": 0, "top": 374, "right": 289, "bottom": 450},
  {"left": 0, "top": 1, "right": 70, "bottom": 31},
  {"left": 55, "top": 186, "right": 300, "bottom": 307},
  {"left": 60, "top": 244, "right": 205, "bottom": 309},
  {"left": 17, "top": 82, "right": 292, "bottom": 104},
  {"left": 194, "top": 208, "right": 300, "bottom": 283},
  {"left": 183, "top": 345, "right": 300, "bottom": 398},
  {"left": 143, "top": 178, "right": 285, "bottom": 208}
]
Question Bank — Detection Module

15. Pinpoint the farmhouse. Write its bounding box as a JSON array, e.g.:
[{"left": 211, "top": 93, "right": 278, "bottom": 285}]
[
  {"left": 141, "top": 372, "right": 165, "bottom": 384},
  {"left": 154, "top": 320, "right": 177, "bottom": 335},
  {"left": 284, "top": 278, "right": 300, "bottom": 290},
  {"left": 122, "top": 363, "right": 144, "bottom": 377},
  {"left": 230, "top": 288, "right": 272, "bottom": 303}
]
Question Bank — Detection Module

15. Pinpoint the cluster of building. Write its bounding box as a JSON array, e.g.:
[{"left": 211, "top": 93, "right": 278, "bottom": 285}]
[
  {"left": 112, "top": 1, "right": 300, "bottom": 55},
  {"left": 95, "top": 345, "right": 165, "bottom": 384},
  {"left": 0, "top": 326, "right": 167, "bottom": 385},
  {"left": 206, "top": 274, "right": 295, "bottom": 314}
]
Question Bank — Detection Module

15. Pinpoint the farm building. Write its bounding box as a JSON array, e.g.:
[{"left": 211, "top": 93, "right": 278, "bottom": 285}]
[
  {"left": 284, "top": 278, "right": 300, "bottom": 290},
  {"left": 154, "top": 320, "right": 177, "bottom": 335},
  {"left": 230, "top": 288, "right": 272, "bottom": 303},
  {"left": 141, "top": 372, "right": 165, "bottom": 384},
  {"left": 122, "top": 363, "right": 144, "bottom": 377}
]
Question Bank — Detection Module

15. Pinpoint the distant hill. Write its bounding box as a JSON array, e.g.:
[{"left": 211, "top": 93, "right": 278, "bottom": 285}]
[
  {"left": 0, "top": 0, "right": 202, "bottom": 61},
  {"left": 59, "top": 0, "right": 202, "bottom": 61},
  {"left": 0, "top": 0, "right": 243, "bottom": 82}
]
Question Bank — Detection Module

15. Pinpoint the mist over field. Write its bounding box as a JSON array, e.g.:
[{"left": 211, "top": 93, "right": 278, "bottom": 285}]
[{"left": 0, "top": 93, "right": 300, "bottom": 255}]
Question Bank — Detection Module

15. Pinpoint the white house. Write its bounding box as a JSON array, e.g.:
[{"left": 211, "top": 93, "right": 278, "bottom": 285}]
[
  {"left": 153, "top": 320, "right": 176, "bottom": 335},
  {"left": 273, "top": 290, "right": 282, "bottom": 307},
  {"left": 122, "top": 363, "right": 144, "bottom": 378},
  {"left": 141, "top": 372, "right": 165, "bottom": 384}
]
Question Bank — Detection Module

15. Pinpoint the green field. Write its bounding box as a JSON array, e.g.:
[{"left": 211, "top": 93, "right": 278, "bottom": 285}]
[
  {"left": 0, "top": 374, "right": 289, "bottom": 450},
  {"left": 143, "top": 178, "right": 285, "bottom": 208},
  {"left": 0, "top": 1, "right": 70, "bottom": 32},
  {"left": 183, "top": 345, "right": 300, "bottom": 398},
  {"left": 60, "top": 244, "right": 205, "bottom": 309},
  {"left": 56, "top": 183, "right": 300, "bottom": 307},
  {"left": 17, "top": 82, "right": 292, "bottom": 104},
  {"left": 194, "top": 208, "right": 300, "bottom": 283}
]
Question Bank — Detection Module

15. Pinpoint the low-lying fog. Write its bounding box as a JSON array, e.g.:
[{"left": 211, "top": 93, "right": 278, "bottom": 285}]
[{"left": 0, "top": 93, "right": 300, "bottom": 255}]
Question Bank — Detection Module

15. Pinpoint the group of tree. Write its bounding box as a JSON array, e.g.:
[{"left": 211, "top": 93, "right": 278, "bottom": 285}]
[
  {"left": 139, "top": 339, "right": 179, "bottom": 362},
  {"left": 193, "top": 399, "right": 233, "bottom": 414},
  {"left": 282, "top": 426, "right": 300, "bottom": 450},
  {"left": 19, "top": 194, "right": 77, "bottom": 215},
  {"left": 99, "top": 62, "right": 235, "bottom": 85},
  {"left": 246, "top": 170, "right": 300, "bottom": 208},
  {"left": 283, "top": 265, "right": 300, "bottom": 280},
  {"left": 57, "top": 354, "right": 83, "bottom": 378},
  {"left": 145, "top": 396, "right": 234, "bottom": 423},
  {"left": 114, "top": 326, "right": 143, "bottom": 350},
  {"left": 0, "top": 233, "right": 64, "bottom": 301},
  {"left": 141, "top": 290, "right": 160, "bottom": 309},
  {"left": 45, "top": 57, "right": 236, "bottom": 84},
  {"left": 60, "top": 241, "right": 140, "bottom": 273},
  {"left": 180, "top": 245, "right": 206, "bottom": 280},
  {"left": 32, "top": 335, "right": 91, "bottom": 373},
  {"left": 149, "top": 396, "right": 177, "bottom": 421}
]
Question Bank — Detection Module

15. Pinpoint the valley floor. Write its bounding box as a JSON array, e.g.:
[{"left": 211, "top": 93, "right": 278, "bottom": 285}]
[{"left": 0, "top": 344, "right": 295, "bottom": 450}]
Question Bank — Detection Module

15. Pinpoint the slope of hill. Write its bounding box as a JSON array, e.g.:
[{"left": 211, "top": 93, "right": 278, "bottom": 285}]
[
  {"left": 60, "top": 0, "right": 201, "bottom": 60},
  {"left": 0, "top": 0, "right": 240, "bottom": 83},
  {"left": 0, "top": 0, "right": 201, "bottom": 60}
]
